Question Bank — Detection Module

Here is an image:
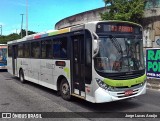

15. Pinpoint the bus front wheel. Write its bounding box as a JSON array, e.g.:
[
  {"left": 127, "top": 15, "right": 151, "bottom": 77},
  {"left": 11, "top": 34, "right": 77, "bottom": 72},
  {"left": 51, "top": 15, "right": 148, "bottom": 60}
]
[
  {"left": 19, "top": 69, "right": 25, "bottom": 83},
  {"left": 60, "top": 78, "right": 71, "bottom": 100}
]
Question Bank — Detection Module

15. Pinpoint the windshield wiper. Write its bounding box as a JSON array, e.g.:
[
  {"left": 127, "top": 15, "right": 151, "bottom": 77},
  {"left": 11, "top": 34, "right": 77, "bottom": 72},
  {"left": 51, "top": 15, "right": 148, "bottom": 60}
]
[{"left": 109, "top": 35, "right": 123, "bottom": 55}]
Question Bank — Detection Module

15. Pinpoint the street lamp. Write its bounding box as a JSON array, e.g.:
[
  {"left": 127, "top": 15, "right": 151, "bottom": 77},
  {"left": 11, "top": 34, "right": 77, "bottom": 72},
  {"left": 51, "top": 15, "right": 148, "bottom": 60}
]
[
  {"left": 26, "top": 0, "right": 28, "bottom": 36},
  {"left": 20, "top": 14, "right": 24, "bottom": 38}
]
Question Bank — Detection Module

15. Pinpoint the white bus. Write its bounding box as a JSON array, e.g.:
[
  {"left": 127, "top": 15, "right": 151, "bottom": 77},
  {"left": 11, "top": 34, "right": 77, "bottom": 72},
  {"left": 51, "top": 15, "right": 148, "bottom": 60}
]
[
  {"left": 0, "top": 44, "right": 7, "bottom": 70},
  {"left": 7, "top": 21, "right": 146, "bottom": 103}
]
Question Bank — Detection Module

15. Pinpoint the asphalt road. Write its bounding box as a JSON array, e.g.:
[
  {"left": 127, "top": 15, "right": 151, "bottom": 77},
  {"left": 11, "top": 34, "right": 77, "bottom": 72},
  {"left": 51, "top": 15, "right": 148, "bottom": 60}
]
[{"left": 0, "top": 71, "right": 160, "bottom": 121}]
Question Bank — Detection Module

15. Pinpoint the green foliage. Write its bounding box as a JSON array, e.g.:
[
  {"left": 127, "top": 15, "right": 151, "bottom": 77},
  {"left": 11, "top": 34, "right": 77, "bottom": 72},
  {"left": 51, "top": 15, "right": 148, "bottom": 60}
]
[
  {"left": 19, "top": 29, "right": 36, "bottom": 38},
  {"left": 0, "top": 33, "right": 20, "bottom": 44},
  {"left": 0, "top": 29, "right": 36, "bottom": 44},
  {"left": 101, "top": 0, "right": 146, "bottom": 24}
]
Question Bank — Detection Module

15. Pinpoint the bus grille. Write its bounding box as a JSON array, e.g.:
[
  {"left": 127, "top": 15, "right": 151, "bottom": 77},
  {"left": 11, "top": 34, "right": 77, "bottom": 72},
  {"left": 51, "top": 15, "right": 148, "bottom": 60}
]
[
  {"left": 107, "top": 72, "right": 144, "bottom": 80},
  {"left": 109, "top": 88, "right": 140, "bottom": 98},
  {"left": 109, "top": 82, "right": 145, "bottom": 98}
]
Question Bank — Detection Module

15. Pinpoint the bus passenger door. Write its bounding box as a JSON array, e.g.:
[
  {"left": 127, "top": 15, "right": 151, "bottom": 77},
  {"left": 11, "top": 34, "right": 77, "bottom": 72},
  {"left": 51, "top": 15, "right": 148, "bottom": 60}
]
[
  {"left": 12, "top": 45, "right": 18, "bottom": 75},
  {"left": 71, "top": 34, "right": 85, "bottom": 97}
]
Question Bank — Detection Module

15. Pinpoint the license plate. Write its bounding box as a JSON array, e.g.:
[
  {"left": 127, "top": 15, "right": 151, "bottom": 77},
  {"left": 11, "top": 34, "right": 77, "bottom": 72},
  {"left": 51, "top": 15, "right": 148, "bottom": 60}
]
[{"left": 125, "top": 90, "right": 133, "bottom": 96}]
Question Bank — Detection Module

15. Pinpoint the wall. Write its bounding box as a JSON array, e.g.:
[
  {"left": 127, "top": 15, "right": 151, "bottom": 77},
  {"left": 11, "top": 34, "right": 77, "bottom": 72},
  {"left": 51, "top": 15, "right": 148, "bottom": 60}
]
[
  {"left": 143, "top": 0, "right": 160, "bottom": 48},
  {"left": 55, "top": 4, "right": 160, "bottom": 50},
  {"left": 55, "top": 7, "right": 108, "bottom": 29}
]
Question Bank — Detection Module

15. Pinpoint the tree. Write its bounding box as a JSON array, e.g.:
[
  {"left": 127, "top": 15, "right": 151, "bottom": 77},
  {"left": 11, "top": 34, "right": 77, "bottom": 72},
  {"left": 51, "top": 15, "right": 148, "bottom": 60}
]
[
  {"left": 0, "top": 30, "right": 36, "bottom": 44},
  {"left": 101, "top": 0, "right": 146, "bottom": 24},
  {"left": 19, "top": 29, "right": 36, "bottom": 38},
  {"left": 0, "top": 33, "right": 20, "bottom": 44}
]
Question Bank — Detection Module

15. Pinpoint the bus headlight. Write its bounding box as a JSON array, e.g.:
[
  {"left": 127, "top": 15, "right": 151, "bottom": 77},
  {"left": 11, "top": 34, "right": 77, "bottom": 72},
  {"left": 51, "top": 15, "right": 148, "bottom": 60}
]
[{"left": 96, "top": 78, "right": 109, "bottom": 90}]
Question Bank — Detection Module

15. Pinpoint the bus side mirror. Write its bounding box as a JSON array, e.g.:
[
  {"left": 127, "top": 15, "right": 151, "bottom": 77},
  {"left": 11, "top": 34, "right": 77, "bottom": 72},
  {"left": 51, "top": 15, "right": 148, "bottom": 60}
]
[
  {"left": 92, "top": 32, "right": 100, "bottom": 58},
  {"left": 93, "top": 39, "right": 99, "bottom": 58},
  {"left": 93, "top": 39, "right": 98, "bottom": 53}
]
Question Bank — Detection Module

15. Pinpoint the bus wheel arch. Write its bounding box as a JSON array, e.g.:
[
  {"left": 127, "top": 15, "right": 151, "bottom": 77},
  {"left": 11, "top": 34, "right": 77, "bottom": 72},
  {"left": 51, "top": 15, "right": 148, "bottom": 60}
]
[
  {"left": 57, "top": 75, "right": 71, "bottom": 100},
  {"left": 19, "top": 68, "right": 26, "bottom": 83}
]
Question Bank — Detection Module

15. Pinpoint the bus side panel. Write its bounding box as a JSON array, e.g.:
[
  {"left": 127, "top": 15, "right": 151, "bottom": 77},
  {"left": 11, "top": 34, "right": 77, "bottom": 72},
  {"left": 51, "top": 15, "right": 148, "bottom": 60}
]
[
  {"left": 7, "top": 57, "right": 13, "bottom": 74},
  {"left": 17, "top": 58, "right": 30, "bottom": 79},
  {"left": 53, "top": 60, "right": 71, "bottom": 90},
  {"left": 39, "top": 59, "right": 56, "bottom": 90},
  {"left": 29, "top": 59, "right": 40, "bottom": 83}
]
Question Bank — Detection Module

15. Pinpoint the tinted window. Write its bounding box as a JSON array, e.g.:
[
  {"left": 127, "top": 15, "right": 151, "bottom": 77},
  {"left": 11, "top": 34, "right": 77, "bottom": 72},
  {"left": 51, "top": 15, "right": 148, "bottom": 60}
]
[
  {"left": 24, "top": 43, "right": 30, "bottom": 58},
  {"left": 53, "top": 37, "right": 67, "bottom": 59},
  {"left": 31, "top": 42, "right": 40, "bottom": 58},
  {"left": 18, "top": 44, "right": 23, "bottom": 58},
  {"left": 41, "top": 39, "right": 52, "bottom": 59},
  {"left": 8, "top": 46, "right": 12, "bottom": 57}
]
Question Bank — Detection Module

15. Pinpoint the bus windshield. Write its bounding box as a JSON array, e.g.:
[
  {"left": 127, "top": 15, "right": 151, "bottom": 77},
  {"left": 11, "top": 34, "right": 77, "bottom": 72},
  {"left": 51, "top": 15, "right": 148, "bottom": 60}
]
[
  {"left": 0, "top": 47, "right": 7, "bottom": 67},
  {"left": 94, "top": 36, "right": 144, "bottom": 73}
]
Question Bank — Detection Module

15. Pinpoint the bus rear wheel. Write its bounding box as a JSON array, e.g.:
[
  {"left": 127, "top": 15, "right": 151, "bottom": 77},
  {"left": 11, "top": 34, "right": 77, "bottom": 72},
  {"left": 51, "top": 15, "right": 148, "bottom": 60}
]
[
  {"left": 19, "top": 69, "right": 25, "bottom": 83},
  {"left": 60, "top": 78, "right": 71, "bottom": 100}
]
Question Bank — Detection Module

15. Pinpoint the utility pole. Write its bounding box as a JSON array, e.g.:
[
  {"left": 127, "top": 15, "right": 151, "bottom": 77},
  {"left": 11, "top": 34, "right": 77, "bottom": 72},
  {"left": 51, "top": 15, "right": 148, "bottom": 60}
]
[
  {"left": 26, "top": 0, "right": 28, "bottom": 36},
  {"left": 0, "top": 25, "right": 2, "bottom": 36},
  {"left": 20, "top": 14, "right": 24, "bottom": 38}
]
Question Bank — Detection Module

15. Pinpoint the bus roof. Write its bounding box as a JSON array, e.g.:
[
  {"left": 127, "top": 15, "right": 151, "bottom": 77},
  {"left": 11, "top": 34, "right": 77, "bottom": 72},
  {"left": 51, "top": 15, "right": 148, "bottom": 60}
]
[
  {"left": 7, "top": 28, "right": 70, "bottom": 44},
  {"left": 7, "top": 20, "right": 142, "bottom": 44}
]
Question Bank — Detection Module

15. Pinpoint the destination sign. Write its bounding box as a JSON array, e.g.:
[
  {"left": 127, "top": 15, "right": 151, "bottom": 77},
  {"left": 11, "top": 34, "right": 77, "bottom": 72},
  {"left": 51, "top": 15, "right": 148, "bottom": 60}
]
[
  {"left": 96, "top": 22, "right": 142, "bottom": 34},
  {"left": 110, "top": 25, "right": 133, "bottom": 33}
]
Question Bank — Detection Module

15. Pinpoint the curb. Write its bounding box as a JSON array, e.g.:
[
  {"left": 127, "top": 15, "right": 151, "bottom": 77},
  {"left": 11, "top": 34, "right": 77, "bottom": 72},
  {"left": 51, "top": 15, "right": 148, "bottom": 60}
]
[{"left": 147, "top": 83, "right": 160, "bottom": 90}]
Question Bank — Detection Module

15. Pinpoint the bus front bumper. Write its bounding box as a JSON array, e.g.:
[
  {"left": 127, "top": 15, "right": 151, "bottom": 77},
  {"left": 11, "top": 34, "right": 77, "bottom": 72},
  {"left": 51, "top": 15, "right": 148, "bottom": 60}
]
[{"left": 94, "top": 82, "right": 146, "bottom": 103}]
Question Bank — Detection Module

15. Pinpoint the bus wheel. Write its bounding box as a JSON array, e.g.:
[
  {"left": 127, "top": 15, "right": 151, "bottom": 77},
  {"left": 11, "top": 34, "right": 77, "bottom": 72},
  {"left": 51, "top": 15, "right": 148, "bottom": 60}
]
[
  {"left": 19, "top": 69, "right": 25, "bottom": 83},
  {"left": 60, "top": 78, "right": 71, "bottom": 100}
]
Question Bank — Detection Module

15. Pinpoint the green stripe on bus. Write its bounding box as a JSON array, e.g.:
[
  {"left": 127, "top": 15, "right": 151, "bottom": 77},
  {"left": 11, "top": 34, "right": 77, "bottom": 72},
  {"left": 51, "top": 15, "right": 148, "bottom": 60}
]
[
  {"left": 64, "top": 67, "right": 70, "bottom": 78},
  {"left": 48, "top": 31, "right": 59, "bottom": 36},
  {"left": 103, "top": 74, "right": 146, "bottom": 87}
]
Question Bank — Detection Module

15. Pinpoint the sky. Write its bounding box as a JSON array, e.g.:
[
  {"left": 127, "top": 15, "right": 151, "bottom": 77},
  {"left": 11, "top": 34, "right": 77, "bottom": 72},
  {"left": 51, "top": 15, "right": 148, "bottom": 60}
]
[{"left": 0, "top": 0, "right": 105, "bottom": 35}]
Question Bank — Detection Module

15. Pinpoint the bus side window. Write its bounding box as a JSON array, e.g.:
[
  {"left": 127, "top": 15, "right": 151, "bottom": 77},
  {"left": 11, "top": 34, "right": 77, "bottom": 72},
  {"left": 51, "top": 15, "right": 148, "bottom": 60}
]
[
  {"left": 31, "top": 42, "right": 40, "bottom": 58},
  {"left": 53, "top": 37, "right": 67, "bottom": 59},
  {"left": 46, "top": 40, "right": 52, "bottom": 59},
  {"left": 41, "top": 41, "right": 46, "bottom": 59},
  {"left": 53, "top": 39, "right": 60, "bottom": 58},
  {"left": 41, "top": 39, "right": 52, "bottom": 59},
  {"left": 18, "top": 44, "right": 23, "bottom": 58},
  {"left": 8, "top": 46, "right": 12, "bottom": 57},
  {"left": 24, "top": 43, "right": 30, "bottom": 58},
  {"left": 60, "top": 37, "right": 67, "bottom": 59}
]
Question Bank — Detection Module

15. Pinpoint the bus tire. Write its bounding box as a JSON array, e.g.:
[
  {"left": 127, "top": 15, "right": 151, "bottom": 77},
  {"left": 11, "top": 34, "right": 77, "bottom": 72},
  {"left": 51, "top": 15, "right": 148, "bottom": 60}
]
[
  {"left": 19, "top": 69, "right": 25, "bottom": 83},
  {"left": 60, "top": 78, "right": 71, "bottom": 100}
]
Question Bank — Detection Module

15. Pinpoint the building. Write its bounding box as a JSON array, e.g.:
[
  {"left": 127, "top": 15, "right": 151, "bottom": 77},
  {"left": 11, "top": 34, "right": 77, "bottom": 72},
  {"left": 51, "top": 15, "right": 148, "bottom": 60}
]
[
  {"left": 143, "top": 0, "right": 160, "bottom": 48},
  {"left": 55, "top": 7, "right": 108, "bottom": 30},
  {"left": 55, "top": 2, "right": 160, "bottom": 50}
]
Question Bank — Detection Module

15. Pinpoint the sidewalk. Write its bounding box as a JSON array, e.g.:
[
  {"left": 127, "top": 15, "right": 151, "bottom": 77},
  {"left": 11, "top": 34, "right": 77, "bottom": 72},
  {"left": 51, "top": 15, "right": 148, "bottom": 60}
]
[{"left": 147, "top": 78, "right": 160, "bottom": 91}]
